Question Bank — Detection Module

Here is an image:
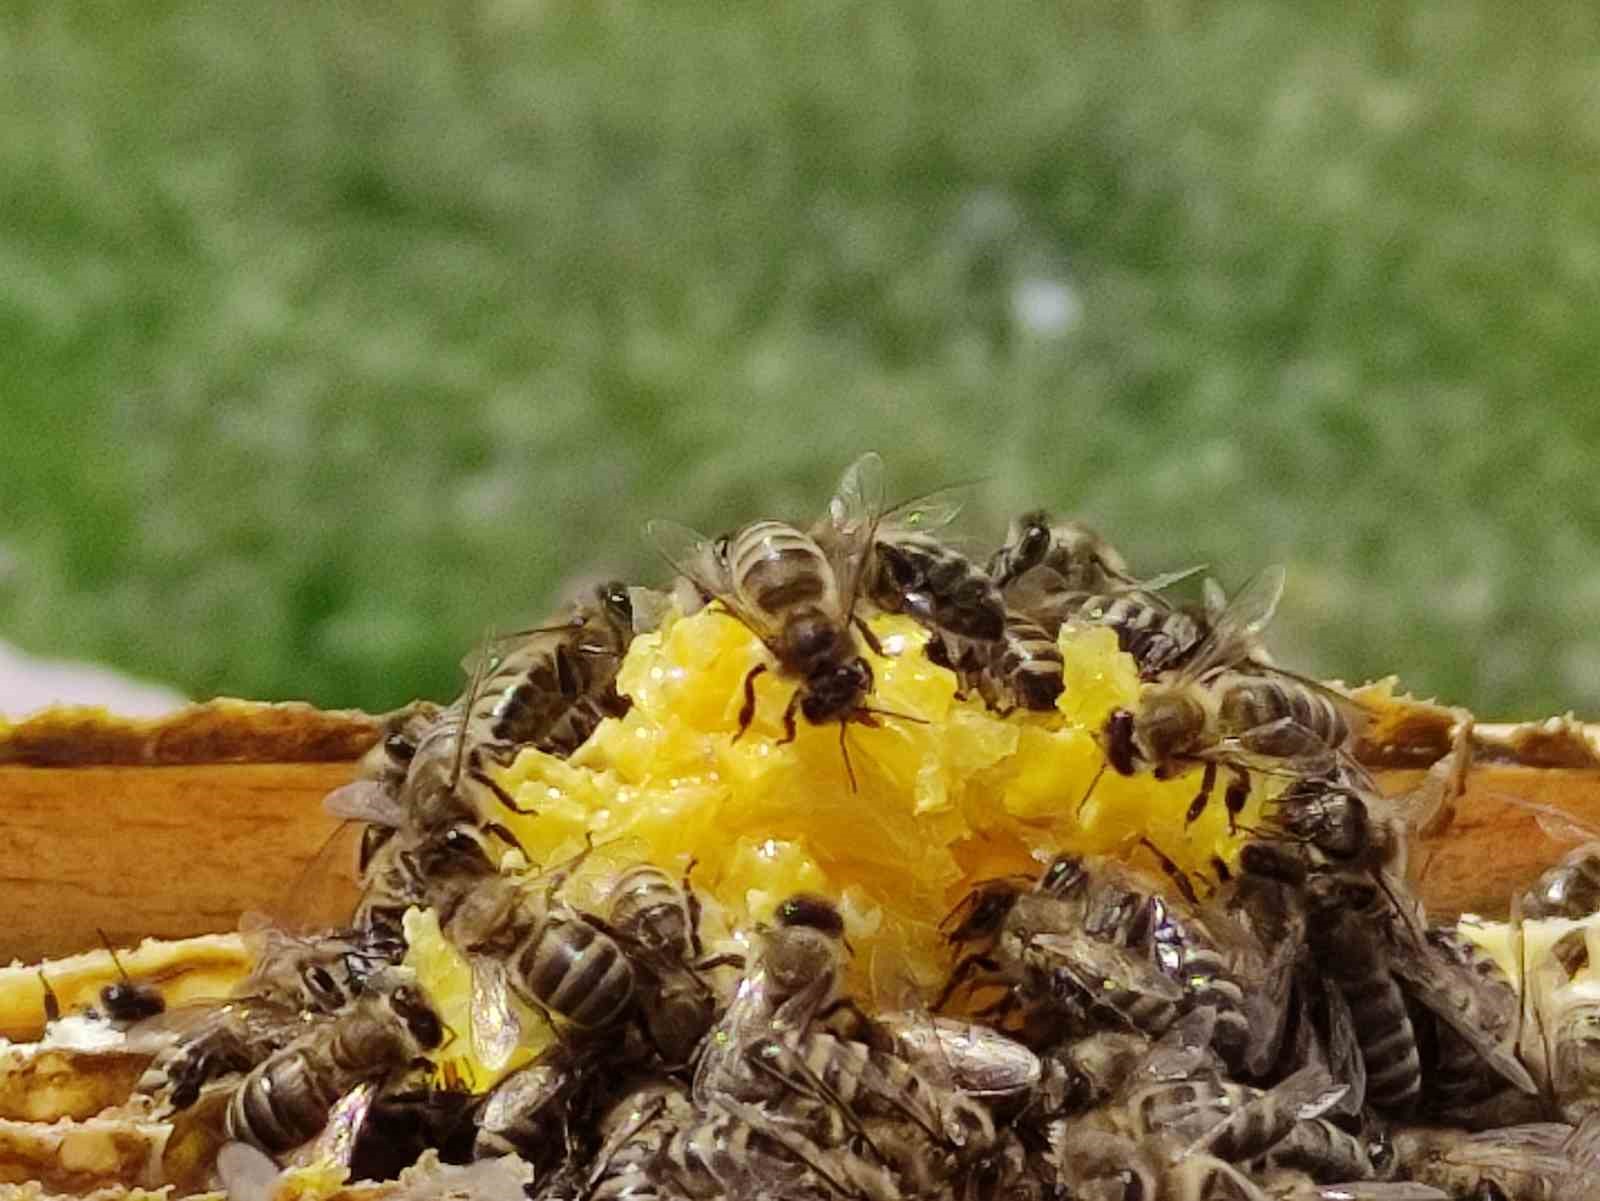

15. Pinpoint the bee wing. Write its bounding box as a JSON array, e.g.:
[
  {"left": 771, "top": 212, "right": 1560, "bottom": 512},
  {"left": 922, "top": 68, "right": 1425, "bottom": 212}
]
[
  {"left": 322, "top": 779, "right": 405, "bottom": 828},
  {"left": 215, "top": 1141, "right": 283, "bottom": 1201},
  {"left": 479, "top": 1050, "right": 575, "bottom": 1134},
  {"left": 826, "top": 451, "right": 886, "bottom": 539},
  {"left": 879, "top": 483, "right": 971, "bottom": 537},
  {"left": 1505, "top": 795, "right": 1600, "bottom": 845},
  {"left": 1388, "top": 935, "right": 1539, "bottom": 1095},
  {"left": 645, "top": 518, "right": 788, "bottom": 647},
  {"left": 296, "top": 1083, "right": 375, "bottom": 1171},
  {"left": 692, "top": 964, "right": 773, "bottom": 1106},
  {"left": 1317, "top": 977, "right": 1368, "bottom": 1116},
  {"left": 1177, "top": 565, "right": 1288, "bottom": 683},
  {"left": 1130, "top": 1005, "right": 1218, "bottom": 1082},
  {"left": 1032, "top": 932, "right": 1185, "bottom": 1002},
  {"left": 1123, "top": 563, "right": 1208, "bottom": 594},
  {"left": 469, "top": 956, "right": 523, "bottom": 1074},
  {"left": 1003, "top": 564, "right": 1080, "bottom": 615}
]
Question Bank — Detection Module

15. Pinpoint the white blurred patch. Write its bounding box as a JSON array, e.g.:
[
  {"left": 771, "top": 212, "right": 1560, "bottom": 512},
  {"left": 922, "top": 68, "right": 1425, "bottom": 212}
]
[
  {"left": 1010, "top": 276, "right": 1081, "bottom": 339},
  {"left": 0, "top": 640, "right": 185, "bottom": 720}
]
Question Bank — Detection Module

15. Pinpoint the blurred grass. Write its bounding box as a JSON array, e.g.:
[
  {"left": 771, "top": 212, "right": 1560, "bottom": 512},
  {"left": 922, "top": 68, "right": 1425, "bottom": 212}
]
[{"left": 2, "top": 1, "right": 1599, "bottom": 717}]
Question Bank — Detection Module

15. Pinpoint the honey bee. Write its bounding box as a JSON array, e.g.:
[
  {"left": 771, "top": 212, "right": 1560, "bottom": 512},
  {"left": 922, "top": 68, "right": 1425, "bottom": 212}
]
[
  {"left": 1096, "top": 567, "right": 1363, "bottom": 831},
  {"left": 810, "top": 459, "right": 1004, "bottom": 646},
  {"left": 456, "top": 580, "right": 639, "bottom": 762},
  {"left": 1248, "top": 1118, "right": 1392, "bottom": 1185},
  {"left": 648, "top": 455, "right": 921, "bottom": 787},
  {"left": 988, "top": 511, "right": 1136, "bottom": 594},
  {"left": 1001, "top": 555, "right": 1210, "bottom": 681},
  {"left": 90, "top": 932, "right": 165, "bottom": 1026},
  {"left": 928, "top": 610, "right": 1065, "bottom": 713},
  {"left": 439, "top": 843, "right": 644, "bottom": 1073},
  {"left": 133, "top": 925, "right": 402, "bottom": 1110},
  {"left": 605, "top": 862, "right": 741, "bottom": 1067},
  {"left": 587, "top": 1077, "right": 896, "bottom": 1201},
  {"left": 473, "top": 1043, "right": 588, "bottom": 1171},
  {"left": 1390, "top": 1122, "right": 1600, "bottom": 1201},
  {"left": 224, "top": 971, "right": 444, "bottom": 1156},
  {"left": 692, "top": 893, "right": 851, "bottom": 1111},
  {"left": 939, "top": 862, "right": 1185, "bottom": 1045}
]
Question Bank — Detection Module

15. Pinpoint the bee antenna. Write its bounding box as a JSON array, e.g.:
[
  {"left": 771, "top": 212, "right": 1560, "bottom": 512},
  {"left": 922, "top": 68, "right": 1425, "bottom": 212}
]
[
  {"left": 97, "top": 928, "right": 130, "bottom": 982},
  {"left": 839, "top": 724, "right": 858, "bottom": 793},
  {"left": 1076, "top": 760, "right": 1109, "bottom": 817},
  {"left": 858, "top": 705, "right": 929, "bottom": 725}
]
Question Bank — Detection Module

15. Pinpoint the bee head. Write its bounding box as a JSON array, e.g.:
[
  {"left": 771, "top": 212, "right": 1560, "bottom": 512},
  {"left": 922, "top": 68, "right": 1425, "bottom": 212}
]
[
  {"left": 1101, "top": 709, "right": 1140, "bottom": 776},
  {"left": 299, "top": 960, "right": 355, "bottom": 1014},
  {"left": 800, "top": 657, "right": 873, "bottom": 724},
  {"left": 100, "top": 982, "right": 164, "bottom": 1022},
  {"left": 1036, "top": 854, "right": 1087, "bottom": 898},
  {"left": 942, "top": 881, "right": 1022, "bottom": 944},
  {"left": 774, "top": 893, "right": 845, "bottom": 938},
  {"left": 389, "top": 984, "right": 445, "bottom": 1050},
  {"left": 993, "top": 510, "right": 1053, "bottom": 584},
  {"left": 595, "top": 580, "right": 634, "bottom": 630}
]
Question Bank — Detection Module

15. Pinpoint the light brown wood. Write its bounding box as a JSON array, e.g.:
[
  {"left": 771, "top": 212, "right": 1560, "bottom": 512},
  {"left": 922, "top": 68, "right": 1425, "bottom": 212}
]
[{"left": 0, "top": 764, "right": 360, "bottom": 966}]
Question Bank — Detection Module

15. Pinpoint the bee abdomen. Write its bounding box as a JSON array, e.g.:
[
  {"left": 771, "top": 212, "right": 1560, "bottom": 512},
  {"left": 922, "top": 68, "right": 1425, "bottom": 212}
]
[
  {"left": 226, "top": 1052, "right": 342, "bottom": 1154},
  {"left": 731, "top": 521, "right": 833, "bottom": 614},
  {"left": 518, "top": 918, "right": 635, "bottom": 1029},
  {"left": 997, "top": 617, "right": 1065, "bottom": 711},
  {"left": 1351, "top": 986, "right": 1423, "bottom": 1112},
  {"left": 1252, "top": 1118, "right": 1376, "bottom": 1183}
]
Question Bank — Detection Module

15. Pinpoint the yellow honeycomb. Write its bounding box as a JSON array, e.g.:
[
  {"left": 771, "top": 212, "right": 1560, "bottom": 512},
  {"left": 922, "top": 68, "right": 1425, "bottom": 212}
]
[{"left": 408, "top": 608, "right": 1272, "bottom": 1085}]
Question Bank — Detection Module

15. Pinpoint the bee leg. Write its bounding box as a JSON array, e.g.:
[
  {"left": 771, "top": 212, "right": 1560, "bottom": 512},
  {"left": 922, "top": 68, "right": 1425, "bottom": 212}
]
[
  {"left": 733, "top": 664, "right": 769, "bottom": 742},
  {"left": 37, "top": 971, "right": 60, "bottom": 1025},
  {"left": 1139, "top": 837, "right": 1200, "bottom": 907},
  {"left": 853, "top": 616, "right": 887, "bottom": 657},
  {"left": 683, "top": 858, "right": 706, "bottom": 959},
  {"left": 776, "top": 687, "right": 803, "bottom": 746},
  {"left": 1185, "top": 760, "right": 1219, "bottom": 826},
  {"left": 933, "top": 953, "right": 1001, "bottom": 1012},
  {"left": 693, "top": 952, "right": 746, "bottom": 973},
  {"left": 1223, "top": 766, "right": 1252, "bottom": 835},
  {"left": 473, "top": 769, "right": 537, "bottom": 816}
]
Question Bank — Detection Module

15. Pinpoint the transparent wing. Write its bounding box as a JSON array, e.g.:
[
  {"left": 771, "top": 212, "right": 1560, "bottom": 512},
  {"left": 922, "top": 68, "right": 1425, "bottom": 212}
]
[
  {"left": 692, "top": 964, "right": 774, "bottom": 1107},
  {"left": 645, "top": 517, "right": 783, "bottom": 648},
  {"left": 322, "top": 779, "right": 405, "bottom": 828},
  {"left": 1129, "top": 1005, "right": 1217, "bottom": 1083},
  {"left": 215, "top": 1141, "right": 282, "bottom": 1201},
  {"left": 1032, "top": 932, "right": 1185, "bottom": 1003},
  {"left": 827, "top": 451, "right": 886, "bottom": 538},
  {"left": 1178, "top": 565, "right": 1288, "bottom": 683},
  {"left": 470, "top": 956, "right": 523, "bottom": 1073},
  {"left": 1388, "top": 936, "right": 1539, "bottom": 1096},
  {"left": 1126, "top": 563, "right": 1209, "bottom": 594},
  {"left": 297, "top": 1083, "right": 375, "bottom": 1170},
  {"left": 1508, "top": 795, "right": 1600, "bottom": 845},
  {"left": 1304, "top": 1187, "right": 1451, "bottom": 1200}
]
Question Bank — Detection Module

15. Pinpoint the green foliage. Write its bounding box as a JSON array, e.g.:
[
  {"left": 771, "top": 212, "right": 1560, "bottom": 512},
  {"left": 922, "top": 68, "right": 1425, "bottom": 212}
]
[{"left": 3, "top": 1, "right": 1598, "bottom": 715}]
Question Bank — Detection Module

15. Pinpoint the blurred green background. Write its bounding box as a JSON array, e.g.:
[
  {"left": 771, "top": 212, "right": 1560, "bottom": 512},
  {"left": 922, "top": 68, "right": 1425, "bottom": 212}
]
[{"left": 3, "top": 2, "right": 1598, "bottom": 718}]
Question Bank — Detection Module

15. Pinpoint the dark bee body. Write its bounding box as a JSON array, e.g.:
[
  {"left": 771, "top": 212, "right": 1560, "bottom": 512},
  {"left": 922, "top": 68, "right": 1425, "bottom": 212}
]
[
  {"left": 693, "top": 894, "right": 850, "bottom": 1110},
  {"left": 1071, "top": 591, "right": 1207, "bottom": 679},
  {"left": 931, "top": 611, "right": 1064, "bottom": 713},
  {"left": 652, "top": 517, "right": 875, "bottom": 742},
  {"left": 225, "top": 980, "right": 443, "bottom": 1155},
  {"left": 511, "top": 908, "right": 636, "bottom": 1030},
  {"left": 93, "top": 935, "right": 166, "bottom": 1026},
  {"left": 473, "top": 1044, "right": 587, "bottom": 1168},
  {"left": 940, "top": 865, "right": 1184, "bottom": 1045},
  {"left": 1212, "top": 671, "right": 1353, "bottom": 758},
  {"left": 445, "top": 864, "right": 637, "bottom": 1041},
  {"left": 1416, "top": 927, "right": 1523, "bottom": 1115},
  {"left": 865, "top": 532, "right": 1005, "bottom": 642},
  {"left": 467, "top": 582, "right": 637, "bottom": 761},
  {"left": 1251, "top": 1119, "right": 1385, "bottom": 1183},
  {"left": 1303, "top": 878, "right": 1421, "bottom": 1115},
  {"left": 988, "top": 511, "right": 1133, "bottom": 594},
  {"left": 608, "top": 864, "right": 722, "bottom": 1067}
]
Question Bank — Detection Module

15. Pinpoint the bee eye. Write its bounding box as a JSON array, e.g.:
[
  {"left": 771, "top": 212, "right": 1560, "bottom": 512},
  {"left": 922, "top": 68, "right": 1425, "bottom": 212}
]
[
  {"left": 383, "top": 734, "right": 417, "bottom": 763},
  {"left": 305, "top": 965, "right": 342, "bottom": 1007},
  {"left": 1019, "top": 525, "right": 1049, "bottom": 562}
]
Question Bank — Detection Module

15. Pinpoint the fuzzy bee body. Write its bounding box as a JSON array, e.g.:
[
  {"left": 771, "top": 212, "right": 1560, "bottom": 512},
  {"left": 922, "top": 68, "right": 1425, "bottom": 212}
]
[{"left": 224, "top": 980, "right": 443, "bottom": 1156}]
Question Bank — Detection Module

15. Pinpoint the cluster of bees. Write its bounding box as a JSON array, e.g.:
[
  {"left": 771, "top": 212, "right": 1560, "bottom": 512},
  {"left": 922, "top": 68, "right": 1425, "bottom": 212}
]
[{"left": 50, "top": 454, "right": 1600, "bottom": 1199}]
